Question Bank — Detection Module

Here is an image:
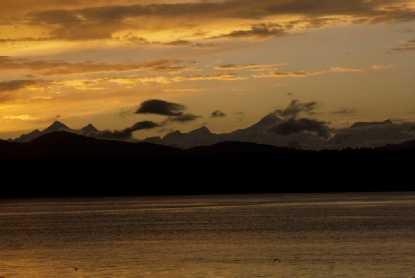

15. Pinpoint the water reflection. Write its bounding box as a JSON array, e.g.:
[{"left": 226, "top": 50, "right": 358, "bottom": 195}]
[{"left": 0, "top": 193, "right": 415, "bottom": 277}]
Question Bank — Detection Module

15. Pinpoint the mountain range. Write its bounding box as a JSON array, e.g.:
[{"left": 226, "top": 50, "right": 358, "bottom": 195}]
[
  {"left": 14, "top": 121, "right": 100, "bottom": 143},
  {"left": 12, "top": 114, "right": 415, "bottom": 150}
]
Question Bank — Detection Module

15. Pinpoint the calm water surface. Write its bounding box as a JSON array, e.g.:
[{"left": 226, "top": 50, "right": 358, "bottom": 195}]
[{"left": 1, "top": 193, "right": 415, "bottom": 277}]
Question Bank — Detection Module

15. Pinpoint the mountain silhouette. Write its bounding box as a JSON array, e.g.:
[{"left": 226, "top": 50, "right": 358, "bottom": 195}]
[
  {"left": 80, "top": 124, "right": 99, "bottom": 136},
  {"left": 13, "top": 116, "right": 415, "bottom": 149},
  {"left": 14, "top": 129, "right": 42, "bottom": 143},
  {"left": 149, "top": 116, "right": 415, "bottom": 149},
  {"left": 246, "top": 113, "right": 283, "bottom": 130},
  {"left": 9, "top": 129, "right": 415, "bottom": 157},
  {"left": 143, "top": 113, "right": 328, "bottom": 149},
  {"left": 44, "top": 121, "right": 71, "bottom": 133},
  {"left": 157, "top": 126, "right": 222, "bottom": 148},
  {"left": 15, "top": 121, "right": 74, "bottom": 143},
  {"left": 24, "top": 131, "right": 179, "bottom": 160},
  {"left": 1, "top": 130, "right": 415, "bottom": 197}
]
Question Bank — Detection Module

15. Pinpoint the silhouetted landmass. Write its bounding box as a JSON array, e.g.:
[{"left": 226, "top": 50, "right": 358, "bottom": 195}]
[
  {"left": 15, "top": 115, "right": 415, "bottom": 150},
  {"left": 1, "top": 131, "right": 414, "bottom": 197},
  {"left": 10, "top": 131, "right": 179, "bottom": 159}
]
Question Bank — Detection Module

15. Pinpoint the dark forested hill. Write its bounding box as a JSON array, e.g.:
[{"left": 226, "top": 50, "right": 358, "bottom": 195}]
[{"left": 1, "top": 132, "right": 414, "bottom": 197}]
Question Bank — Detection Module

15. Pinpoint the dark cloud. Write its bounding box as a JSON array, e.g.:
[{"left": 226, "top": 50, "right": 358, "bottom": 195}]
[
  {"left": 275, "top": 100, "right": 318, "bottom": 119},
  {"left": 215, "top": 63, "right": 283, "bottom": 71},
  {"left": 162, "top": 40, "right": 215, "bottom": 48},
  {"left": 0, "top": 37, "right": 52, "bottom": 43},
  {"left": 272, "top": 118, "right": 331, "bottom": 138},
  {"left": 101, "top": 120, "right": 159, "bottom": 139},
  {"left": 0, "top": 56, "right": 183, "bottom": 75},
  {"left": 270, "top": 100, "right": 331, "bottom": 138},
  {"left": 331, "top": 108, "right": 357, "bottom": 115},
  {"left": 217, "top": 24, "right": 286, "bottom": 39},
  {"left": 211, "top": 110, "right": 227, "bottom": 118},
  {"left": 0, "top": 79, "right": 39, "bottom": 92},
  {"left": 164, "top": 40, "right": 192, "bottom": 46},
  {"left": 128, "top": 121, "right": 160, "bottom": 131},
  {"left": 351, "top": 120, "right": 393, "bottom": 129},
  {"left": 136, "top": 99, "right": 186, "bottom": 116},
  {"left": 167, "top": 113, "right": 201, "bottom": 123},
  {"left": 136, "top": 99, "right": 201, "bottom": 124},
  {"left": 0, "top": 79, "right": 43, "bottom": 102}
]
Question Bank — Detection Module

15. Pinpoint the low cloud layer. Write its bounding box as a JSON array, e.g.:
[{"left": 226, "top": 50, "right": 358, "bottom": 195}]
[
  {"left": 275, "top": 100, "right": 318, "bottom": 119},
  {"left": 271, "top": 100, "right": 331, "bottom": 138},
  {"left": 167, "top": 113, "right": 201, "bottom": 123},
  {"left": 216, "top": 24, "right": 286, "bottom": 39},
  {"left": 272, "top": 118, "right": 331, "bottom": 138},
  {"left": 101, "top": 120, "right": 159, "bottom": 139}
]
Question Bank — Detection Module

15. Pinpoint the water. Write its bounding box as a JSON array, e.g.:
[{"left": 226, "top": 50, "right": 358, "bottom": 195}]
[{"left": 0, "top": 193, "right": 415, "bottom": 278}]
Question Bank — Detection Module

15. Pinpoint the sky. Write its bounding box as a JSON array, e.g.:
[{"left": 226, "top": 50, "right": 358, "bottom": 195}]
[{"left": 0, "top": 0, "right": 415, "bottom": 139}]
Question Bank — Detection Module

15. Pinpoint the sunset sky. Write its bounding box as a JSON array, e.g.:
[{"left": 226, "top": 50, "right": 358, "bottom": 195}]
[{"left": 1, "top": 0, "right": 415, "bottom": 138}]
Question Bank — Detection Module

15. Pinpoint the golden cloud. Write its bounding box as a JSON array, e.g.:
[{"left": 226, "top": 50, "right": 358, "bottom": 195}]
[
  {"left": 0, "top": 56, "right": 189, "bottom": 76},
  {"left": 254, "top": 66, "right": 366, "bottom": 79},
  {"left": 0, "top": 0, "right": 413, "bottom": 44}
]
